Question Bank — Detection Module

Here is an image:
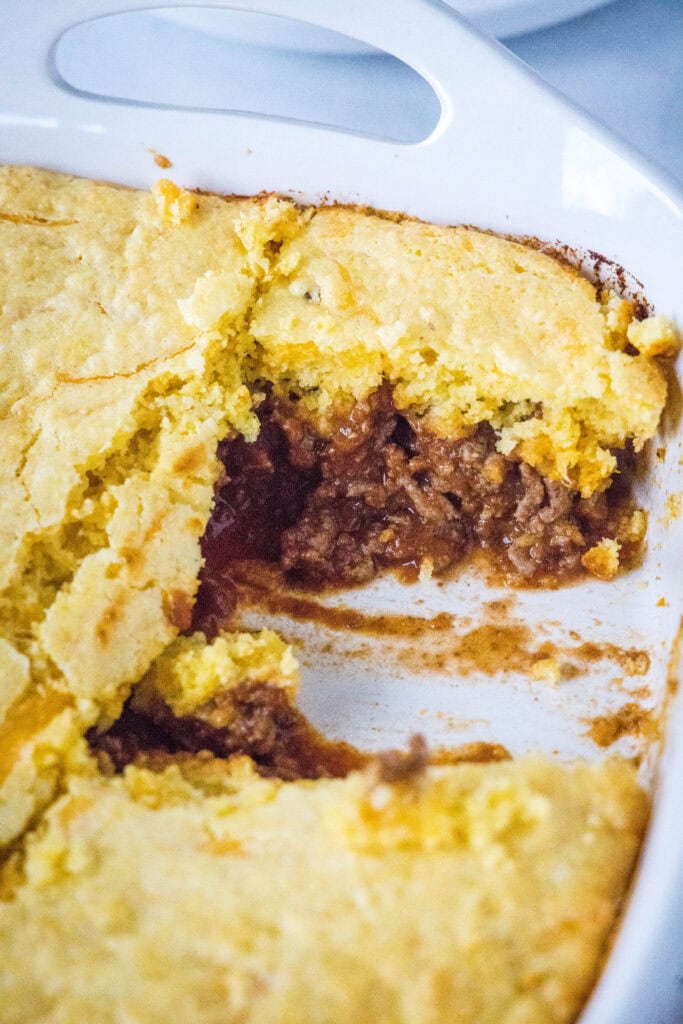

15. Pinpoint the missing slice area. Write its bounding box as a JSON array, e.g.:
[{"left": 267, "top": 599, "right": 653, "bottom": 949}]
[
  {"left": 192, "top": 387, "right": 646, "bottom": 618},
  {"left": 86, "top": 628, "right": 367, "bottom": 783}
]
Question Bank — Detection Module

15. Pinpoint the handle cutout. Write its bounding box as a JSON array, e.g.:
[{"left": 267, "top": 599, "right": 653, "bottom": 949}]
[{"left": 54, "top": 8, "right": 441, "bottom": 143}]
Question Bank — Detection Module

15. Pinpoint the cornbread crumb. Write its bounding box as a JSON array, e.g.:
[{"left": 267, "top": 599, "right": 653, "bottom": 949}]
[
  {"left": 152, "top": 177, "right": 197, "bottom": 225},
  {"left": 601, "top": 290, "right": 635, "bottom": 342},
  {"left": 582, "top": 538, "right": 621, "bottom": 580},
  {"left": 136, "top": 629, "right": 298, "bottom": 717},
  {"left": 617, "top": 508, "right": 648, "bottom": 545},
  {"left": 664, "top": 492, "right": 682, "bottom": 522},
  {"left": 628, "top": 313, "right": 681, "bottom": 358},
  {"left": 530, "top": 657, "right": 561, "bottom": 685},
  {"left": 419, "top": 556, "right": 435, "bottom": 581}
]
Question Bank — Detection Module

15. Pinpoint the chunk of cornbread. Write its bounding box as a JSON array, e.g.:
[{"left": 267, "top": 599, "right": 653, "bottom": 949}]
[
  {"left": 0, "top": 166, "right": 298, "bottom": 843},
  {"left": 0, "top": 756, "right": 647, "bottom": 1024},
  {"left": 249, "top": 207, "right": 674, "bottom": 496}
]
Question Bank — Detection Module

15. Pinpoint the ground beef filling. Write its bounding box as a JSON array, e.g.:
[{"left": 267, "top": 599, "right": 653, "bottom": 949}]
[
  {"left": 192, "top": 386, "right": 633, "bottom": 635},
  {"left": 88, "top": 683, "right": 367, "bottom": 781},
  {"left": 88, "top": 688, "right": 508, "bottom": 782}
]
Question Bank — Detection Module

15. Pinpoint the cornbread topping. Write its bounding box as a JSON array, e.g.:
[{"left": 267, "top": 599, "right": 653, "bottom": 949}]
[
  {"left": 0, "top": 757, "right": 648, "bottom": 1024},
  {"left": 0, "top": 166, "right": 678, "bottom": 1024}
]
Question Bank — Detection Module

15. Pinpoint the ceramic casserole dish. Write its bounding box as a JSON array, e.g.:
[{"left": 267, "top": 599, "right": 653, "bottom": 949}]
[{"left": 1, "top": 2, "right": 682, "bottom": 1021}]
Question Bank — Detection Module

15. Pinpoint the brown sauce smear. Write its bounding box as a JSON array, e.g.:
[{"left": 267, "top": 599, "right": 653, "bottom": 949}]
[
  {"left": 232, "top": 564, "right": 453, "bottom": 637},
  {"left": 383, "top": 624, "right": 546, "bottom": 677},
  {"left": 431, "top": 742, "right": 511, "bottom": 765},
  {"left": 230, "top": 570, "right": 649, "bottom": 681},
  {"left": 583, "top": 703, "right": 656, "bottom": 747},
  {"left": 573, "top": 643, "right": 650, "bottom": 677},
  {"left": 450, "top": 624, "right": 540, "bottom": 675},
  {"left": 394, "top": 625, "right": 650, "bottom": 680}
]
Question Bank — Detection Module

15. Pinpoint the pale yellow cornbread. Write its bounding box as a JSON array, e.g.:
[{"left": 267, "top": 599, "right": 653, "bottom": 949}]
[
  {"left": 0, "top": 756, "right": 646, "bottom": 1024},
  {"left": 0, "top": 166, "right": 299, "bottom": 844},
  {"left": 249, "top": 207, "right": 672, "bottom": 495},
  {"left": 134, "top": 628, "right": 298, "bottom": 718},
  {"left": 0, "top": 167, "right": 672, "bottom": 1023}
]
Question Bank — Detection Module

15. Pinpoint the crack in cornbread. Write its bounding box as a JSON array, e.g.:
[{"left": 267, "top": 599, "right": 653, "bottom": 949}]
[{"left": 0, "top": 166, "right": 676, "bottom": 1023}]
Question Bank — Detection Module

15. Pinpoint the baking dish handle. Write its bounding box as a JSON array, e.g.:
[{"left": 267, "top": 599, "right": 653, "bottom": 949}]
[{"left": 1, "top": 0, "right": 507, "bottom": 144}]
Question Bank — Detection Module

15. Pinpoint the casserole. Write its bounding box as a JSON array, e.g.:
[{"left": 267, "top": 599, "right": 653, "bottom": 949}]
[{"left": 1, "top": 2, "right": 681, "bottom": 1022}]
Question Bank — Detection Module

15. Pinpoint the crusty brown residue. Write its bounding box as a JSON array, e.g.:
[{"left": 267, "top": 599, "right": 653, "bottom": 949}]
[
  {"left": 431, "top": 742, "right": 511, "bottom": 765},
  {"left": 152, "top": 152, "right": 173, "bottom": 169},
  {"left": 370, "top": 734, "right": 429, "bottom": 784},
  {"left": 583, "top": 703, "right": 656, "bottom": 747},
  {"left": 364, "top": 738, "right": 510, "bottom": 786},
  {"left": 507, "top": 235, "right": 651, "bottom": 319}
]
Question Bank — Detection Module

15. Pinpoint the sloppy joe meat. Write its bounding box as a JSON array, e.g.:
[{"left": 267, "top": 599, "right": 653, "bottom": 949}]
[
  {"left": 88, "top": 687, "right": 511, "bottom": 783},
  {"left": 89, "top": 683, "right": 366, "bottom": 782},
  {"left": 192, "top": 385, "right": 635, "bottom": 637}
]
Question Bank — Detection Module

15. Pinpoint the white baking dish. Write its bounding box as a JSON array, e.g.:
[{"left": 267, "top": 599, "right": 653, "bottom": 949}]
[{"left": 2, "top": 2, "right": 682, "bottom": 1021}]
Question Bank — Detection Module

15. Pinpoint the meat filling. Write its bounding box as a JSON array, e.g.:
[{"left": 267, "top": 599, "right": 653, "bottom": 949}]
[
  {"left": 88, "top": 683, "right": 367, "bottom": 781},
  {"left": 88, "top": 687, "right": 509, "bottom": 782},
  {"left": 192, "top": 386, "right": 636, "bottom": 636}
]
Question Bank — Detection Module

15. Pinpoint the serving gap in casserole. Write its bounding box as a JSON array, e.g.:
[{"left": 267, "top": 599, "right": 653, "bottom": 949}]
[{"left": 98, "top": 182, "right": 678, "bottom": 773}]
